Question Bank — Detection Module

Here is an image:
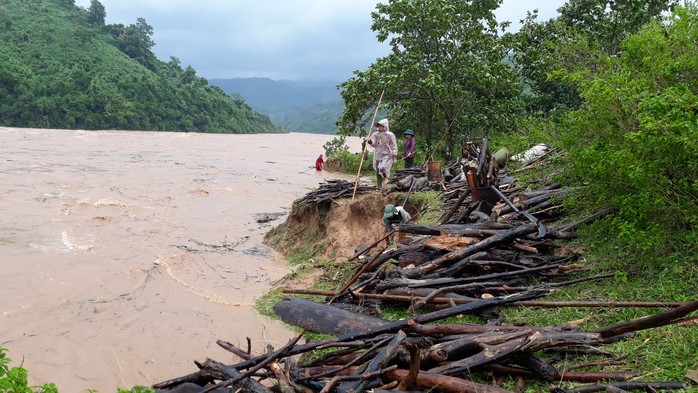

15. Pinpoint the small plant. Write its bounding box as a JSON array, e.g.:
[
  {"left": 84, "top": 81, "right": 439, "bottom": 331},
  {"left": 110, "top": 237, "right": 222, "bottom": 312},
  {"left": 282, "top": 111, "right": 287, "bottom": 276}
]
[
  {"left": 0, "top": 347, "right": 58, "bottom": 393},
  {"left": 117, "top": 386, "right": 155, "bottom": 393},
  {"left": 322, "top": 136, "right": 349, "bottom": 158}
]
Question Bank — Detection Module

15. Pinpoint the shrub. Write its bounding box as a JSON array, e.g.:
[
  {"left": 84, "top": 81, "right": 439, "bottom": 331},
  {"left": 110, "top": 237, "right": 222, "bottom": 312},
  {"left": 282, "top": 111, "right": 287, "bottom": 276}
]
[
  {"left": 557, "top": 4, "right": 697, "bottom": 268},
  {"left": 0, "top": 348, "right": 57, "bottom": 393}
]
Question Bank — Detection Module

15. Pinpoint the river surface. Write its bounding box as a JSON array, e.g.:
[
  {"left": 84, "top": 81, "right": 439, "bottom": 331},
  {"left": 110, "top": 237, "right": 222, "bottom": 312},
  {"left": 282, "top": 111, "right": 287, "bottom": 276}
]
[{"left": 0, "top": 127, "right": 362, "bottom": 392}]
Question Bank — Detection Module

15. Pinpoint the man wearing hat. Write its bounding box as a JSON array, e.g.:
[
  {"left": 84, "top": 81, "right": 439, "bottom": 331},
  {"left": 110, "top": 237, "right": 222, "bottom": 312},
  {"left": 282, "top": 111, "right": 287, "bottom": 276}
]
[
  {"left": 383, "top": 203, "right": 411, "bottom": 244},
  {"left": 367, "top": 118, "right": 398, "bottom": 189},
  {"left": 403, "top": 129, "right": 416, "bottom": 168}
]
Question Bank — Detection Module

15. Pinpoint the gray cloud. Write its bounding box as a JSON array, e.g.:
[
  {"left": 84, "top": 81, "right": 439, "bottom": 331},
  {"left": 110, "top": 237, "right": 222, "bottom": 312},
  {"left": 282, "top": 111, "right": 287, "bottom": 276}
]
[{"left": 74, "top": 0, "right": 565, "bottom": 81}]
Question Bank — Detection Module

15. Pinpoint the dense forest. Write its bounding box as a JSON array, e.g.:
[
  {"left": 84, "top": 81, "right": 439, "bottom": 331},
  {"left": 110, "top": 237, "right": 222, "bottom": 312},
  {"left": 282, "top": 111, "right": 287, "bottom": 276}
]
[{"left": 0, "top": 0, "right": 281, "bottom": 133}]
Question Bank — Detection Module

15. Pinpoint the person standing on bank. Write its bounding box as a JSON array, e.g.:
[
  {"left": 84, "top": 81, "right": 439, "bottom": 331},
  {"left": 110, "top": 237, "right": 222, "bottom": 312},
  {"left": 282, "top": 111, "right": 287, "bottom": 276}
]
[
  {"left": 367, "top": 118, "right": 397, "bottom": 189},
  {"left": 403, "top": 129, "right": 416, "bottom": 168},
  {"left": 315, "top": 154, "right": 324, "bottom": 171}
]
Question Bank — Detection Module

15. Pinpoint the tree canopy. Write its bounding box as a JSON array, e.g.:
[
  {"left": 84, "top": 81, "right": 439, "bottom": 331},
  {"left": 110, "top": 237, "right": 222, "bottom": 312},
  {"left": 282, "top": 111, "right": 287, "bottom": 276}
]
[
  {"left": 338, "top": 0, "right": 523, "bottom": 160},
  {"left": 510, "top": 0, "right": 678, "bottom": 116},
  {"left": 557, "top": 2, "right": 697, "bottom": 261}
]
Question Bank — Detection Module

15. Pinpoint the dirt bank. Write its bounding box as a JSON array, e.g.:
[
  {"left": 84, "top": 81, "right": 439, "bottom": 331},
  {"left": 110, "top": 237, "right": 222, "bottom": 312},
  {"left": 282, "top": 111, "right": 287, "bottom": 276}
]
[{"left": 265, "top": 191, "right": 418, "bottom": 261}]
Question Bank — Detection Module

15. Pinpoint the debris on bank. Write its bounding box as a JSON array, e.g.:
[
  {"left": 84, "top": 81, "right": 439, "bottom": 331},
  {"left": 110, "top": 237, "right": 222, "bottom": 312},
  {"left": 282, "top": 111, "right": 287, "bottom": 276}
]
[{"left": 152, "top": 140, "right": 696, "bottom": 393}]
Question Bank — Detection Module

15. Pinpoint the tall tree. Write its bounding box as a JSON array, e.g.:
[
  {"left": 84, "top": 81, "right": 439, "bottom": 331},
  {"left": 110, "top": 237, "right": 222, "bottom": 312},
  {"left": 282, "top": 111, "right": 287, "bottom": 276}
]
[
  {"left": 338, "top": 0, "right": 522, "bottom": 159},
  {"left": 87, "top": 0, "right": 105, "bottom": 26}
]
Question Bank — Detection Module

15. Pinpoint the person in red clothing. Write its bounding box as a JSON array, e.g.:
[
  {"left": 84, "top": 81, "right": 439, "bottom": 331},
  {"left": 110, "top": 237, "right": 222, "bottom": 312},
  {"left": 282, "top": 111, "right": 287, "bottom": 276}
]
[{"left": 315, "top": 154, "right": 324, "bottom": 171}]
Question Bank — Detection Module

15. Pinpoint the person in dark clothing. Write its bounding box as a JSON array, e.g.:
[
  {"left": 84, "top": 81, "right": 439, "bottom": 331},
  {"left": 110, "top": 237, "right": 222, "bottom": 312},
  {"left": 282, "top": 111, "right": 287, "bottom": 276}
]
[
  {"left": 403, "top": 129, "right": 416, "bottom": 168},
  {"left": 315, "top": 154, "right": 324, "bottom": 171}
]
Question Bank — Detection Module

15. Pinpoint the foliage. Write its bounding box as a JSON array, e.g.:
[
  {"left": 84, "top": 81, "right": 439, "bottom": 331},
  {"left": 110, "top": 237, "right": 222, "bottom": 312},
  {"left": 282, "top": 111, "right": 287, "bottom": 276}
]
[
  {"left": 320, "top": 136, "right": 367, "bottom": 175},
  {"left": 117, "top": 386, "right": 155, "bottom": 393},
  {"left": 322, "top": 136, "right": 349, "bottom": 158},
  {"left": 557, "top": 3, "right": 697, "bottom": 268},
  {"left": 511, "top": 0, "right": 678, "bottom": 116},
  {"left": 87, "top": 0, "right": 105, "bottom": 26},
  {"left": 0, "top": 348, "right": 57, "bottom": 393},
  {"left": 0, "top": 0, "right": 280, "bottom": 133},
  {"left": 403, "top": 190, "right": 443, "bottom": 225},
  {"left": 337, "top": 0, "right": 523, "bottom": 162}
]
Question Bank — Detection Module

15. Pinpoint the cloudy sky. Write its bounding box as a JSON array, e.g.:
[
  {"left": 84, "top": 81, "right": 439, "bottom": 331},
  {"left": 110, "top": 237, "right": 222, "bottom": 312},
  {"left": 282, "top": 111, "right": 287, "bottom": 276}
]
[{"left": 74, "top": 0, "right": 567, "bottom": 82}]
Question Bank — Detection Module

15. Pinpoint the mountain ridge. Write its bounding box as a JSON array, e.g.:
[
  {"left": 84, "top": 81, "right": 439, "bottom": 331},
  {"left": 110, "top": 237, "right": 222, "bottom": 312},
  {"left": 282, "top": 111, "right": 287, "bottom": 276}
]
[{"left": 209, "top": 77, "right": 345, "bottom": 134}]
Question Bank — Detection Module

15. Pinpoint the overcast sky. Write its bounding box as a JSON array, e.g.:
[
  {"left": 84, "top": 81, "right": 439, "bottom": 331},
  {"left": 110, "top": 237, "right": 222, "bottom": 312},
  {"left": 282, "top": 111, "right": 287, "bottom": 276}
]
[{"left": 74, "top": 0, "right": 567, "bottom": 82}]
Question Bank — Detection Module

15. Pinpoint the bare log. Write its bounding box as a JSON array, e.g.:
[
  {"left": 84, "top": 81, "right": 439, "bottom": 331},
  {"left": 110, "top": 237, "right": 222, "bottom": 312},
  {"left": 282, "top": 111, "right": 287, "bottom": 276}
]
[
  {"left": 429, "top": 331, "right": 605, "bottom": 375},
  {"left": 398, "top": 223, "right": 514, "bottom": 236},
  {"left": 350, "top": 330, "right": 407, "bottom": 393},
  {"left": 383, "top": 368, "right": 515, "bottom": 393},
  {"left": 273, "top": 297, "right": 387, "bottom": 335},
  {"left": 281, "top": 289, "right": 689, "bottom": 309},
  {"left": 402, "top": 223, "right": 539, "bottom": 278},
  {"left": 198, "top": 359, "right": 273, "bottom": 393},
  {"left": 440, "top": 188, "right": 472, "bottom": 224},
  {"left": 201, "top": 335, "right": 303, "bottom": 393},
  {"left": 597, "top": 300, "right": 698, "bottom": 338},
  {"left": 565, "top": 382, "right": 688, "bottom": 393},
  {"left": 485, "top": 364, "right": 637, "bottom": 383}
]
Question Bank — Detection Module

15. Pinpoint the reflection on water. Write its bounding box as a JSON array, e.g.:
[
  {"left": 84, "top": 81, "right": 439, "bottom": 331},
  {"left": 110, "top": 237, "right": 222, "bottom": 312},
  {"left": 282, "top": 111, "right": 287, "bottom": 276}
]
[{"left": 0, "top": 127, "right": 361, "bottom": 393}]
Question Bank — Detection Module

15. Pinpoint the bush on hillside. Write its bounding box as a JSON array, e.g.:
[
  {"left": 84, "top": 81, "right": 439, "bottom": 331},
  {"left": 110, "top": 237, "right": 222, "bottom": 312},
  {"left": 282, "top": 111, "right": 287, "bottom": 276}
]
[{"left": 558, "top": 4, "right": 697, "bottom": 269}]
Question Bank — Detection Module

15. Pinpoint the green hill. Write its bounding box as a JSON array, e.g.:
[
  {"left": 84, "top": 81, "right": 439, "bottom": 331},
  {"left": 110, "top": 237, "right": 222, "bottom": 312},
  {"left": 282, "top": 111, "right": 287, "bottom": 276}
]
[{"left": 0, "top": 0, "right": 280, "bottom": 133}]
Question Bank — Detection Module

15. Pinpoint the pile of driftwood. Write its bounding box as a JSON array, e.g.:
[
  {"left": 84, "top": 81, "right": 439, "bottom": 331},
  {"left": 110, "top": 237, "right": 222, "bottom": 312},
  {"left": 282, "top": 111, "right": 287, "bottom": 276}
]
[
  {"left": 296, "top": 180, "right": 375, "bottom": 205},
  {"left": 153, "top": 296, "right": 696, "bottom": 393},
  {"left": 153, "top": 141, "right": 696, "bottom": 393}
]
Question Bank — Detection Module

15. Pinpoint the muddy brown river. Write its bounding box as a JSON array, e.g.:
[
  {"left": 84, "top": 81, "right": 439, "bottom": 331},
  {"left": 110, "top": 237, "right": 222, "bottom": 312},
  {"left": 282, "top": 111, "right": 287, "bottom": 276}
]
[{"left": 0, "top": 127, "right": 362, "bottom": 392}]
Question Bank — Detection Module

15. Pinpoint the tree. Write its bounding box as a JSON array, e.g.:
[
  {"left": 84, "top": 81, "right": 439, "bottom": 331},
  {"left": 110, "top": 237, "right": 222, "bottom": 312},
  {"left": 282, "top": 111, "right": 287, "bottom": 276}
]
[
  {"left": 559, "top": 3, "right": 697, "bottom": 264},
  {"left": 337, "top": 0, "right": 522, "bottom": 160},
  {"left": 511, "top": 0, "right": 678, "bottom": 116},
  {"left": 109, "top": 17, "right": 156, "bottom": 69},
  {"left": 87, "top": 0, "right": 105, "bottom": 26}
]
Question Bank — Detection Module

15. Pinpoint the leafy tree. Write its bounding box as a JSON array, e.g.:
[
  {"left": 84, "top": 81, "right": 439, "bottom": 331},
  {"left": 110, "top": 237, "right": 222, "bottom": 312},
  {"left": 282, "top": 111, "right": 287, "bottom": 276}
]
[
  {"left": 511, "top": 0, "right": 678, "bottom": 116},
  {"left": 556, "top": 0, "right": 677, "bottom": 55},
  {"left": 338, "top": 0, "right": 522, "bottom": 160},
  {"left": 558, "top": 3, "right": 697, "bottom": 266},
  {"left": 87, "top": 0, "right": 105, "bottom": 26},
  {"left": 110, "top": 17, "right": 157, "bottom": 69}
]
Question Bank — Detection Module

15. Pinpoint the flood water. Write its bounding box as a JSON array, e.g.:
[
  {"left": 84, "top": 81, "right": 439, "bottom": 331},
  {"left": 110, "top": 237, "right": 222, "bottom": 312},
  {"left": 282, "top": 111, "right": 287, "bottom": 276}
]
[{"left": 0, "top": 127, "right": 362, "bottom": 392}]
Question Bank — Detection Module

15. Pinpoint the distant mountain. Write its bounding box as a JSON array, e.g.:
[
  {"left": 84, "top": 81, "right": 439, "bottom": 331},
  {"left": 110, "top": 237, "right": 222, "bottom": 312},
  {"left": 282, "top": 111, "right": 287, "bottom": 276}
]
[{"left": 209, "top": 78, "right": 345, "bottom": 134}]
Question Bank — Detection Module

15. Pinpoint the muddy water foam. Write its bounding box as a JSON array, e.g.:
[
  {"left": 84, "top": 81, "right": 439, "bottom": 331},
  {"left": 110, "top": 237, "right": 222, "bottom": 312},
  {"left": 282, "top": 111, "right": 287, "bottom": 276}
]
[{"left": 0, "top": 127, "right": 362, "bottom": 392}]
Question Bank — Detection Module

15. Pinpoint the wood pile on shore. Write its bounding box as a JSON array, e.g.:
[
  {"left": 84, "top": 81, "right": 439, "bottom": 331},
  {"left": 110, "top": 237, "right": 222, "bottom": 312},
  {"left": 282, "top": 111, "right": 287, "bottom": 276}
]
[{"left": 152, "top": 140, "right": 696, "bottom": 393}]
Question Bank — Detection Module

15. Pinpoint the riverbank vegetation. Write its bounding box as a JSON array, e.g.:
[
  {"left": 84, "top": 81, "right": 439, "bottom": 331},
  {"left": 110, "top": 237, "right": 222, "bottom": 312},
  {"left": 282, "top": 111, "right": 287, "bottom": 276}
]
[
  {"left": 261, "top": 156, "right": 696, "bottom": 391},
  {"left": 271, "top": 0, "right": 696, "bottom": 390},
  {"left": 328, "top": 0, "right": 695, "bottom": 307},
  {"left": 0, "top": 0, "right": 280, "bottom": 133}
]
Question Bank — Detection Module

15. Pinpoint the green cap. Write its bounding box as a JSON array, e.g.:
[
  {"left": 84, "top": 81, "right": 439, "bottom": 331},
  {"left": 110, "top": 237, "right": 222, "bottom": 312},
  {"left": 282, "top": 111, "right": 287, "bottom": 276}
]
[{"left": 383, "top": 204, "right": 398, "bottom": 219}]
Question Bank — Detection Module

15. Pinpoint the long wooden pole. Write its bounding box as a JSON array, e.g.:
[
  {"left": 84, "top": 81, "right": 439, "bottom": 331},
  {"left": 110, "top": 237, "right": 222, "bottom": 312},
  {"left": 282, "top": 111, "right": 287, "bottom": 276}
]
[
  {"left": 285, "top": 289, "right": 691, "bottom": 309},
  {"left": 352, "top": 89, "right": 385, "bottom": 201}
]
